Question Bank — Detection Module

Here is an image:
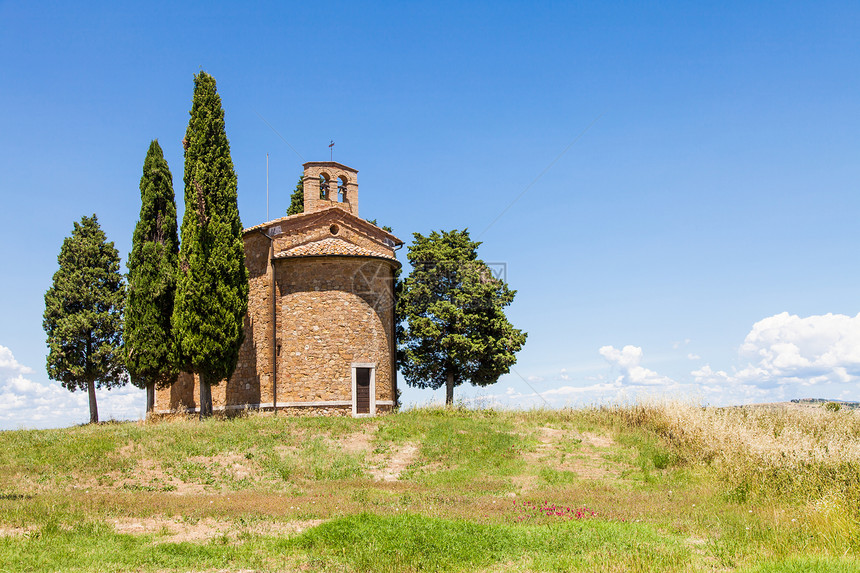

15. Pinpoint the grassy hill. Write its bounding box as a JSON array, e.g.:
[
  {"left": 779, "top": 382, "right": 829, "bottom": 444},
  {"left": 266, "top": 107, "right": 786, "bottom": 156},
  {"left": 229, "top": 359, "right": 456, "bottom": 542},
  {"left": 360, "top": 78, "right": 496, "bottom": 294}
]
[{"left": 0, "top": 402, "right": 858, "bottom": 572}]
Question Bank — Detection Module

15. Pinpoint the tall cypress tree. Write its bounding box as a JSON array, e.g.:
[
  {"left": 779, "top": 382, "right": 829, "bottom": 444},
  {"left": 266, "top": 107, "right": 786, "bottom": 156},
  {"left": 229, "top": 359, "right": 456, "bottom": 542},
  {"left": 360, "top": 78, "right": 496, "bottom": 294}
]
[
  {"left": 43, "top": 215, "right": 126, "bottom": 424},
  {"left": 125, "top": 140, "right": 179, "bottom": 413},
  {"left": 286, "top": 176, "right": 304, "bottom": 215},
  {"left": 173, "top": 71, "right": 248, "bottom": 418}
]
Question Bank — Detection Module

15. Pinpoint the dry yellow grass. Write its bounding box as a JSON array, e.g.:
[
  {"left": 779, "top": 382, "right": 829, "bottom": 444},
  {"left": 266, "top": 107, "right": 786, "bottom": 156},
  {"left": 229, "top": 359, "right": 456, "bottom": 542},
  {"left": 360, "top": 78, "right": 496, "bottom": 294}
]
[
  {"left": 601, "top": 401, "right": 860, "bottom": 520},
  {"left": 629, "top": 401, "right": 860, "bottom": 464}
]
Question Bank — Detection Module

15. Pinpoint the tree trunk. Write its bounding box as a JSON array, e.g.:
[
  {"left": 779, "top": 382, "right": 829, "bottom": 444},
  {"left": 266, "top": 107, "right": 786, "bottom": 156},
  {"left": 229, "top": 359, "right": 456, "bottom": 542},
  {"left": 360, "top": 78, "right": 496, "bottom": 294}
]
[
  {"left": 145, "top": 382, "right": 155, "bottom": 415},
  {"left": 87, "top": 378, "right": 99, "bottom": 424},
  {"left": 446, "top": 372, "right": 454, "bottom": 406},
  {"left": 199, "top": 374, "right": 213, "bottom": 419}
]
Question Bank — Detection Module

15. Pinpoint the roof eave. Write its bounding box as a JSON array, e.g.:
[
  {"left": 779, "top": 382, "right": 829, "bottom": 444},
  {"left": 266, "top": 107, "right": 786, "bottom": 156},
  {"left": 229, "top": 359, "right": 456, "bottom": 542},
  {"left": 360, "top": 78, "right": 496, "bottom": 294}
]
[{"left": 243, "top": 206, "right": 403, "bottom": 246}]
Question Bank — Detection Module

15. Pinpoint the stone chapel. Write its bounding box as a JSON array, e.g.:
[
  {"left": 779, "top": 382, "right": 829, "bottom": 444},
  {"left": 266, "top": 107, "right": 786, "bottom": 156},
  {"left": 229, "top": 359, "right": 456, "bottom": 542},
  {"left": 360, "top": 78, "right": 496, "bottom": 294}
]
[{"left": 155, "top": 161, "right": 403, "bottom": 416}]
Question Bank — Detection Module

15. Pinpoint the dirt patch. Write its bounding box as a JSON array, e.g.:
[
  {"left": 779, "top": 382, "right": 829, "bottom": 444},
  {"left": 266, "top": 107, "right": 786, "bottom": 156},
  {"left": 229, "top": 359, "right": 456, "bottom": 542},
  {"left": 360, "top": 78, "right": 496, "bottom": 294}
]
[
  {"left": 370, "top": 444, "right": 419, "bottom": 482},
  {"left": 539, "top": 428, "right": 567, "bottom": 440},
  {"left": 117, "top": 441, "right": 136, "bottom": 457},
  {"left": 112, "top": 516, "right": 324, "bottom": 542},
  {"left": 133, "top": 458, "right": 207, "bottom": 495},
  {"left": 105, "top": 452, "right": 261, "bottom": 494},
  {"left": 0, "top": 526, "right": 31, "bottom": 537},
  {"left": 274, "top": 444, "right": 298, "bottom": 457},
  {"left": 341, "top": 427, "right": 375, "bottom": 454},
  {"left": 339, "top": 427, "right": 419, "bottom": 482},
  {"left": 189, "top": 453, "right": 258, "bottom": 481},
  {"left": 518, "top": 426, "right": 623, "bottom": 488},
  {"left": 583, "top": 432, "right": 614, "bottom": 448}
]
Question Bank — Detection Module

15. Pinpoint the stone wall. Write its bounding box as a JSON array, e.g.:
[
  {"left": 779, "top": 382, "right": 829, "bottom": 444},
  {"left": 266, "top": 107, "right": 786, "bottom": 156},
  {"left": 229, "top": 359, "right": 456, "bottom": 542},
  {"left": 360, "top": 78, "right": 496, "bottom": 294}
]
[
  {"left": 274, "top": 256, "right": 397, "bottom": 406},
  {"left": 231, "top": 231, "right": 271, "bottom": 406},
  {"left": 154, "top": 241, "right": 399, "bottom": 416}
]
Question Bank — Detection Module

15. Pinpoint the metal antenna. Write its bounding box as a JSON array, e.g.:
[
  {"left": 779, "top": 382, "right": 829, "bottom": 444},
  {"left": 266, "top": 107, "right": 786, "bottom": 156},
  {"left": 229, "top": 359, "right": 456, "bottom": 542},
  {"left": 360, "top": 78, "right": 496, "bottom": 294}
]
[
  {"left": 329, "top": 140, "right": 335, "bottom": 161},
  {"left": 266, "top": 153, "right": 269, "bottom": 221}
]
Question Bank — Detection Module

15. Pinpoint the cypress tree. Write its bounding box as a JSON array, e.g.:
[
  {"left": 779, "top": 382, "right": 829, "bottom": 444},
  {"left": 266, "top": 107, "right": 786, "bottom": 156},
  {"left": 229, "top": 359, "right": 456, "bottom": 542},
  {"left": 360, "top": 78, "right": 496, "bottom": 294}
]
[
  {"left": 125, "top": 140, "right": 179, "bottom": 413},
  {"left": 286, "top": 176, "right": 304, "bottom": 215},
  {"left": 43, "top": 215, "right": 126, "bottom": 424},
  {"left": 173, "top": 71, "right": 248, "bottom": 418}
]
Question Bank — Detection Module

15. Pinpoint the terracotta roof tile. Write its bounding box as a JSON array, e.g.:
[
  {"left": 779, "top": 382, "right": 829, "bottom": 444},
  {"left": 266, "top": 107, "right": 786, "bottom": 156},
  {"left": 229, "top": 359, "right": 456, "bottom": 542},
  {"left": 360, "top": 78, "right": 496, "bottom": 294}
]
[
  {"left": 275, "top": 238, "right": 395, "bottom": 260},
  {"left": 244, "top": 206, "right": 402, "bottom": 245}
]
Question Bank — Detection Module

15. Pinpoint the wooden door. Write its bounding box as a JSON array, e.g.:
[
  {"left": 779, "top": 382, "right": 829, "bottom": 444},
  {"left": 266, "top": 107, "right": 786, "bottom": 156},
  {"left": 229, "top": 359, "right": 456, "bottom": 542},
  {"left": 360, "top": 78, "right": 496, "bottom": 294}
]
[{"left": 355, "top": 367, "right": 371, "bottom": 414}]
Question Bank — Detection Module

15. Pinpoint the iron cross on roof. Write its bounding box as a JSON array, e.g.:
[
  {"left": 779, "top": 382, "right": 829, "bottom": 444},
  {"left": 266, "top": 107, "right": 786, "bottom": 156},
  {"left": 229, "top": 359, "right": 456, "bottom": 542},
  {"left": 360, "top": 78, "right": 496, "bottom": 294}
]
[{"left": 329, "top": 140, "right": 335, "bottom": 161}]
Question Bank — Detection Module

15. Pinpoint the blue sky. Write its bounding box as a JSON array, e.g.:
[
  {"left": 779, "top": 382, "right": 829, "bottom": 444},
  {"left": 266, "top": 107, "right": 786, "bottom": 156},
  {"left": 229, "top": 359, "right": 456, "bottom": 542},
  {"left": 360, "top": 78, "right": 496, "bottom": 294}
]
[{"left": 1, "top": 1, "right": 859, "bottom": 429}]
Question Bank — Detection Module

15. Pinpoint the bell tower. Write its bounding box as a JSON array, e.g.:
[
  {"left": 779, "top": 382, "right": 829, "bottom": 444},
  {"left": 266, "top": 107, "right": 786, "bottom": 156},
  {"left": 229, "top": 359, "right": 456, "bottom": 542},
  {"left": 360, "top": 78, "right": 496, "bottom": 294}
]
[{"left": 302, "top": 161, "right": 359, "bottom": 216}]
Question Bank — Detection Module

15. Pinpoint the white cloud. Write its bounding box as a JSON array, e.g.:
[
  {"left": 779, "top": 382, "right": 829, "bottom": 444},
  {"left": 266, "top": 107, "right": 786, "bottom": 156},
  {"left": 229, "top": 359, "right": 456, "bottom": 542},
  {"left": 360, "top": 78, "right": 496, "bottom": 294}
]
[
  {"left": 687, "top": 353, "right": 700, "bottom": 360},
  {"left": 738, "top": 312, "right": 860, "bottom": 385},
  {"left": 599, "top": 345, "right": 673, "bottom": 386},
  {"left": 477, "top": 346, "right": 684, "bottom": 409},
  {"left": 541, "top": 381, "right": 623, "bottom": 396},
  {"left": 691, "top": 312, "right": 860, "bottom": 392},
  {"left": 477, "top": 379, "right": 628, "bottom": 409},
  {"left": 689, "top": 312, "right": 860, "bottom": 403},
  {"left": 690, "top": 364, "right": 771, "bottom": 401},
  {"left": 0, "top": 345, "right": 144, "bottom": 430},
  {"left": 0, "top": 346, "right": 34, "bottom": 374}
]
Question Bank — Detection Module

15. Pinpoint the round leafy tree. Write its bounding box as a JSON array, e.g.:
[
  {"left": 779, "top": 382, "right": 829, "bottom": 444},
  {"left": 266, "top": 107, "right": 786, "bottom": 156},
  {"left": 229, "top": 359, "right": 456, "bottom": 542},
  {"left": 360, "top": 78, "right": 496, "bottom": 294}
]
[{"left": 397, "top": 229, "right": 527, "bottom": 404}]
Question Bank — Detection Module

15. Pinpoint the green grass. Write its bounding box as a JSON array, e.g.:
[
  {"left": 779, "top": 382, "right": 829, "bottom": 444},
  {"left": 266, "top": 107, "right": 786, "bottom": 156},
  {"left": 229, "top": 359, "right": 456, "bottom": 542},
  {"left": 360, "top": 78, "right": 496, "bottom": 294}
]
[
  {"left": 0, "top": 404, "right": 858, "bottom": 571},
  {"left": 291, "top": 512, "right": 694, "bottom": 572},
  {"left": 0, "top": 513, "right": 693, "bottom": 572},
  {"left": 0, "top": 521, "right": 271, "bottom": 572}
]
